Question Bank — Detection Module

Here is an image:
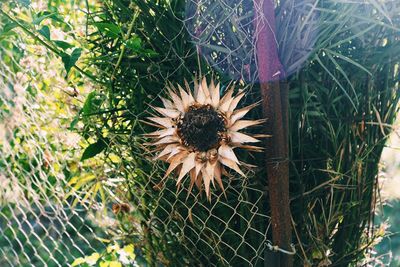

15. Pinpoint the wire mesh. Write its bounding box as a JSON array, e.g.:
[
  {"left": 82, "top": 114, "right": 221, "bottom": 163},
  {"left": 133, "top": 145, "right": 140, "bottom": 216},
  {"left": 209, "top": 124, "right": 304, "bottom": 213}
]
[
  {"left": 0, "top": 20, "right": 107, "bottom": 266},
  {"left": 84, "top": 0, "right": 279, "bottom": 265},
  {"left": 0, "top": 90, "right": 105, "bottom": 267},
  {"left": 140, "top": 170, "right": 272, "bottom": 266}
]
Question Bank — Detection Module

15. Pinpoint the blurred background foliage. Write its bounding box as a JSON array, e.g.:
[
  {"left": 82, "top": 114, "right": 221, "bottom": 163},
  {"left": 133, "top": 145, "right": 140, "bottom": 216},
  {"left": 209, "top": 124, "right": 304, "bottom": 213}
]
[
  {"left": 0, "top": 0, "right": 400, "bottom": 266},
  {"left": 375, "top": 121, "right": 400, "bottom": 266},
  {"left": 0, "top": 0, "right": 142, "bottom": 266}
]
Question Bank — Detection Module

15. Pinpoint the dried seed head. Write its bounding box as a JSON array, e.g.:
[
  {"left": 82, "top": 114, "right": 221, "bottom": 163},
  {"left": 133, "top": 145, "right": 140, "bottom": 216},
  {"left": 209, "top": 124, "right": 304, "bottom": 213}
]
[
  {"left": 178, "top": 105, "right": 226, "bottom": 152},
  {"left": 146, "top": 77, "right": 263, "bottom": 201}
]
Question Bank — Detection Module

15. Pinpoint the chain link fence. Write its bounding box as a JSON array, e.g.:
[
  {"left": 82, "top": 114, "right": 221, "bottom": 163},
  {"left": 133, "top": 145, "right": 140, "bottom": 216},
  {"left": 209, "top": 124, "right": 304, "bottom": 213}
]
[
  {"left": 0, "top": 67, "right": 107, "bottom": 267},
  {"left": 0, "top": 6, "right": 108, "bottom": 265},
  {"left": 80, "top": 0, "right": 314, "bottom": 265}
]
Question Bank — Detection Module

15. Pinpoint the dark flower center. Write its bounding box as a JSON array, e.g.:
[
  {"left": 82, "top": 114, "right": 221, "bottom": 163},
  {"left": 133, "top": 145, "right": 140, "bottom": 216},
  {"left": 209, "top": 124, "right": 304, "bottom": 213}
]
[{"left": 178, "top": 105, "right": 226, "bottom": 152}]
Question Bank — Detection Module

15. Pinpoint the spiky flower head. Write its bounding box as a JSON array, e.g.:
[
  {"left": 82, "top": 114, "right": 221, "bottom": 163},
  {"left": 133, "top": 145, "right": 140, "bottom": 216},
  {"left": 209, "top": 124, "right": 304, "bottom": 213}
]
[{"left": 146, "top": 77, "right": 264, "bottom": 200}]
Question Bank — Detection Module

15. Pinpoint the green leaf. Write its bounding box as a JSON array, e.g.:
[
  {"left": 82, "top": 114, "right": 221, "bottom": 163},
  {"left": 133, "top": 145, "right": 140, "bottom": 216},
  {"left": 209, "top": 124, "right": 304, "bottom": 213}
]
[
  {"left": 125, "top": 37, "right": 158, "bottom": 57},
  {"left": 81, "top": 139, "right": 108, "bottom": 161},
  {"left": 2, "top": 22, "right": 17, "bottom": 33},
  {"left": 143, "top": 48, "right": 159, "bottom": 57},
  {"left": 69, "top": 112, "right": 80, "bottom": 130},
  {"left": 82, "top": 91, "right": 101, "bottom": 116},
  {"left": 61, "top": 48, "right": 82, "bottom": 74},
  {"left": 323, "top": 49, "right": 372, "bottom": 76},
  {"left": 93, "top": 22, "right": 121, "bottom": 38},
  {"left": 32, "top": 11, "right": 71, "bottom": 30},
  {"left": 103, "top": 254, "right": 113, "bottom": 261},
  {"left": 125, "top": 36, "right": 142, "bottom": 51},
  {"left": 314, "top": 55, "right": 357, "bottom": 110},
  {"left": 0, "top": 23, "right": 18, "bottom": 39},
  {"left": 54, "top": 40, "right": 74, "bottom": 50},
  {"left": 33, "top": 11, "right": 55, "bottom": 25},
  {"left": 38, "top": 26, "right": 50, "bottom": 40}
]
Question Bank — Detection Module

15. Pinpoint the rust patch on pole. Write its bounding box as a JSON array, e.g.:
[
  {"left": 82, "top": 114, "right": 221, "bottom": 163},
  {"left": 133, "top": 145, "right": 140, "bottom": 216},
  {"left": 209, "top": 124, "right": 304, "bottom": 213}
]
[{"left": 253, "top": 0, "right": 292, "bottom": 266}]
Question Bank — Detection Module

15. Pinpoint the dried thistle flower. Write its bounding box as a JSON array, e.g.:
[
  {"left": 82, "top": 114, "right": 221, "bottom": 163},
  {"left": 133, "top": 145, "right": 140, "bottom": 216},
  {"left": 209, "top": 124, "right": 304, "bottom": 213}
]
[{"left": 146, "top": 77, "right": 264, "bottom": 200}]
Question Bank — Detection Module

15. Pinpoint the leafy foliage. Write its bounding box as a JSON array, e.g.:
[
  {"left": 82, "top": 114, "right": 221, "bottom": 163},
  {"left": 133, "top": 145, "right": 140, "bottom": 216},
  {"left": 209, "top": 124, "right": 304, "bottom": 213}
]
[
  {"left": 282, "top": 1, "right": 400, "bottom": 264},
  {"left": 0, "top": 1, "right": 114, "bottom": 265},
  {"left": 71, "top": 242, "right": 139, "bottom": 267}
]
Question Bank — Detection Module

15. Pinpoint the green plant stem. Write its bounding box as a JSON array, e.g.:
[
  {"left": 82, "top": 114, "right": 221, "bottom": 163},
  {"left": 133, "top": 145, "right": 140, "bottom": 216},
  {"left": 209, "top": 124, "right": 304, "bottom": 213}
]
[{"left": 111, "top": 10, "right": 139, "bottom": 81}]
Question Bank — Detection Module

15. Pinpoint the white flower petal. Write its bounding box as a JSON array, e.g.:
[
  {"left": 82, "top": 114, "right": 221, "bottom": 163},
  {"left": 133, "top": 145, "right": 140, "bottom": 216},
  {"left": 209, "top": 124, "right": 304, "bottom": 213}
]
[
  {"left": 219, "top": 84, "right": 235, "bottom": 108},
  {"left": 195, "top": 171, "right": 203, "bottom": 190},
  {"left": 201, "top": 168, "right": 212, "bottom": 200},
  {"left": 155, "top": 144, "right": 176, "bottom": 159},
  {"left": 229, "top": 119, "right": 266, "bottom": 131},
  {"left": 167, "top": 86, "right": 184, "bottom": 112},
  {"left": 196, "top": 83, "right": 207, "bottom": 104},
  {"left": 229, "top": 131, "right": 260, "bottom": 144},
  {"left": 213, "top": 162, "right": 225, "bottom": 194},
  {"left": 188, "top": 168, "right": 198, "bottom": 195},
  {"left": 153, "top": 135, "right": 180, "bottom": 145},
  {"left": 159, "top": 127, "right": 177, "bottom": 138},
  {"left": 218, "top": 144, "right": 239, "bottom": 163},
  {"left": 219, "top": 156, "right": 246, "bottom": 177},
  {"left": 146, "top": 127, "right": 176, "bottom": 139},
  {"left": 154, "top": 107, "right": 180, "bottom": 118},
  {"left": 228, "top": 91, "right": 245, "bottom": 113},
  {"left": 206, "top": 161, "right": 216, "bottom": 188},
  {"left": 186, "top": 160, "right": 204, "bottom": 194},
  {"left": 167, "top": 146, "right": 185, "bottom": 161},
  {"left": 148, "top": 117, "right": 173, "bottom": 128},
  {"left": 210, "top": 81, "right": 220, "bottom": 108},
  {"left": 229, "top": 102, "right": 260, "bottom": 124},
  {"left": 178, "top": 84, "right": 191, "bottom": 111},
  {"left": 232, "top": 144, "right": 264, "bottom": 152},
  {"left": 184, "top": 79, "right": 195, "bottom": 102},
  {"left": 219, "top": 97, "right": 233, "bottom": 113},
  {"left": 177, "top": 152, "right": 196, "bottom": 185},
  {"left": 163, "top": 151, "right": 188, "bottom": 178},
  {"left": 201, "top": 77, "right": 212, "bottom": 104},
  {"left": 160, "top": 97, "right": 174, "bottom": 109},
  {"left": 195, "top": 160, "right": 204, "bottom": 177},
  {"left": 144, "top": 129, "right": 167, "bottom": 137}
]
